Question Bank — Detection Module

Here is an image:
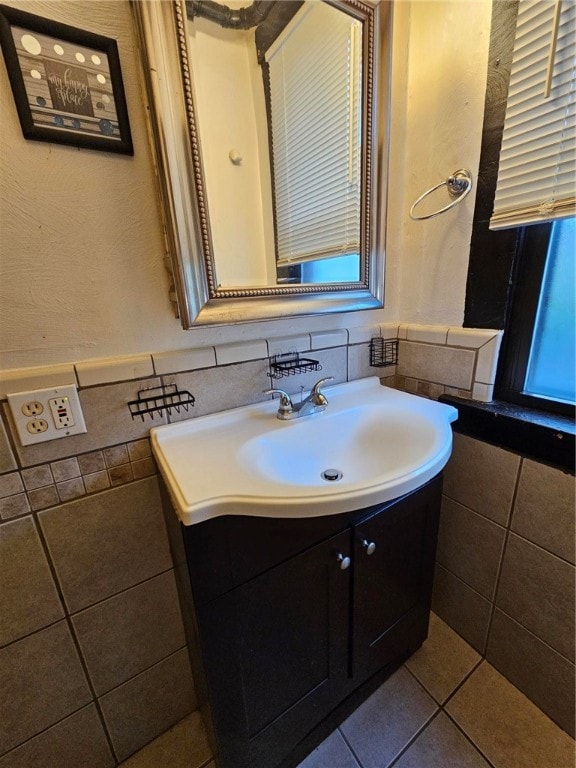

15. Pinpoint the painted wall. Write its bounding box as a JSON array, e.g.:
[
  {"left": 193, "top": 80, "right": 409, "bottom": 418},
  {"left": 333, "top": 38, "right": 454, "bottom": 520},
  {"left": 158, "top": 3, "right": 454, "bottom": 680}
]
[
  {"left": 0, "top": 0, "right": 491, "bottom": 372},
  {"left": 392, "top": 0, "right": 492, "bottom": 327}
]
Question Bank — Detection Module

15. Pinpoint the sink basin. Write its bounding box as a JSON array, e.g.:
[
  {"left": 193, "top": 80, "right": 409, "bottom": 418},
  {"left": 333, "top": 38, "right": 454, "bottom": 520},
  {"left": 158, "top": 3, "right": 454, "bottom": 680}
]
[{"left": 150, "top": 377, "right": 458, "bottom": 525}]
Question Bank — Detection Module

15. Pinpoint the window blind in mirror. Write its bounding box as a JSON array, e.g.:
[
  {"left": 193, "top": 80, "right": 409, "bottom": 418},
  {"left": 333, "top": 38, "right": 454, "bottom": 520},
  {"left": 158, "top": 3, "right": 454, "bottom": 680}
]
[
  {"left": 266, "top": 3, "right": 362, "bottom": 266},
  {"left": 490, "top": 0, "right": 576, "bottom": 230}
]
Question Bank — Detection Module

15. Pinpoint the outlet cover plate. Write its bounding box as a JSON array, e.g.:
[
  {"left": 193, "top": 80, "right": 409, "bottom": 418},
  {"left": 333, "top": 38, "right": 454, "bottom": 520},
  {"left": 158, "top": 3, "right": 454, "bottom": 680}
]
[{"left": 7, "top": 385, "right": 87, "bottom": 446}]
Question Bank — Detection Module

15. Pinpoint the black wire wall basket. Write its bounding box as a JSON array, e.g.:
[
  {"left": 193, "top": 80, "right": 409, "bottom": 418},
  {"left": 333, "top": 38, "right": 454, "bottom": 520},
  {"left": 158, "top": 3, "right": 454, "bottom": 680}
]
[
  {"left": 268, "top": 352, "right": 322, "bottom": 379},
  {"left": 370, "top": 338, "right": 399, "bottom": 368},
  {"left": 128, "top": 384, "right": 195, "bottom": 421}
]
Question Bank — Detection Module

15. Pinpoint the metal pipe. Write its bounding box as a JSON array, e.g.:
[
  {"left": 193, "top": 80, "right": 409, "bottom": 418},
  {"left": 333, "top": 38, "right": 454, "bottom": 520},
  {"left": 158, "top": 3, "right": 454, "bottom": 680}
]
[{"left": 186, "top": 0, "right": 272, "bottom": 29}]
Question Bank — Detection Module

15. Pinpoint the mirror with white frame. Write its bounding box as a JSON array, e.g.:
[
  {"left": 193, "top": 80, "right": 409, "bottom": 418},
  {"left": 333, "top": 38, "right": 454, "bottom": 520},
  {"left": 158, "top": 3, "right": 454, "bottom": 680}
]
[{"left": 132, "top": 0, "right": 392, "bottom": 327}]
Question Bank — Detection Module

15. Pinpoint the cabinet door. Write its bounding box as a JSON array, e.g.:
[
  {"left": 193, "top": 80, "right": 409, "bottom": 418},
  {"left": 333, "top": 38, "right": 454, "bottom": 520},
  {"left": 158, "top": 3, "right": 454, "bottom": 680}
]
[
  {"left": 352, "top": 476, "right": 442, "bottom": 682},
  {"left": 197, "top": 529, "right": 352, "bottom": 768}
]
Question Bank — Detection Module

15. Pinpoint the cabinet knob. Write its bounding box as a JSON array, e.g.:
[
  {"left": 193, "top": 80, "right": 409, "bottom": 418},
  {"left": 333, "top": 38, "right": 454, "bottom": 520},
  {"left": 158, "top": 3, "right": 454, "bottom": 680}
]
[
  {"left": 361, "top": 539, "right": 376, "bottom": 555},
  {"left": 336, "top": 553, "right": 351, "bottom": 570}
]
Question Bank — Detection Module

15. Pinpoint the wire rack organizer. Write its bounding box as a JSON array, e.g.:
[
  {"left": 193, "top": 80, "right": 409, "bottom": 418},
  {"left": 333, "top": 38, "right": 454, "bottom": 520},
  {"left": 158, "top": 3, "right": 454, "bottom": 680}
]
[
  {"left": 128, "top": 384, "right": 195, "bottom": 421},
  {"left": 370, "top": 338, "right": 399, "bottom": 368},
  {"left": 268, "top": 352, "right": 322, "bottom": 380}
]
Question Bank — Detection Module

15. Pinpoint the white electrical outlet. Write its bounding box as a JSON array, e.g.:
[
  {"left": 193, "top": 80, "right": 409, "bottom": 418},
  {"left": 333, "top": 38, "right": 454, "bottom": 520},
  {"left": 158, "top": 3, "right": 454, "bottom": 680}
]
[
  {"left": 22, "top": 401, "right": 44, "bottom": 416},
  {"left": 7, "top": 385, "right": 87, "bottom": 446},
  {"left": 49, "top": 396, "right": 76, "bottom": 429}
]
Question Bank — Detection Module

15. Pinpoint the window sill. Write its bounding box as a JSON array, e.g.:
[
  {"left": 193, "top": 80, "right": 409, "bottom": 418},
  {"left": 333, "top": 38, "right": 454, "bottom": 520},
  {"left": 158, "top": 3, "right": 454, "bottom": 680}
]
[{"left": 439, "top": 395, "right": 575, "bottom": 473}]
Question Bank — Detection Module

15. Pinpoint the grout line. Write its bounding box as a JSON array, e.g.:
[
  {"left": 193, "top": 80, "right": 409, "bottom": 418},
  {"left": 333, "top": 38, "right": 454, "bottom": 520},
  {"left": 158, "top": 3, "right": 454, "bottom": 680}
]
[
  {"left": 337, "top": 725, "right": 366, "bottom": 768},
  {"left": 0, "top": 614, "right": 65, "bottom": 652},
  {"left": 67, "top": 619, "right": 120, "bottom": 762},
  {"left": 32, "top": 516, "right": 119, "bottom": 762},
  {"left": 69, "top": 566, "right": 176, "bottom": 617},
  {"left": 98, "top": 643, "right": 189, "bottom": 700},
  {"left": 490, "top": 608, "right": 575, "bottom": 663},
  {"left": 0, "top": 409, "right": 21, "bottom": 474},
  {"left": 434, "top": 561, "right": 493, "bottom": 605},
  {"left": 402, "top": 662, "right": 443, "bottom": 703},
  {"left": 440, "top": 489, "right": 510, "bottom": 528},
  {"left": 439, "top": 488, "right": 574, "bottom": 567},
  {"left": 400, "top": 657, "right": 497, "bottom": 768},
  {"left": 442, "top": 709, "right": 499, "bottom": 768},
  {"left": 0, "top": 702, "right": 111, "bottom": 764},
  {"left": 441, "top": 657, "right": 484, "bottom": 709},
  {"left": 484, "top": 457, "right": 524, "bottom": 653},
  {"left": 384, "top": 709, "right": 442, "bottom": 768}
]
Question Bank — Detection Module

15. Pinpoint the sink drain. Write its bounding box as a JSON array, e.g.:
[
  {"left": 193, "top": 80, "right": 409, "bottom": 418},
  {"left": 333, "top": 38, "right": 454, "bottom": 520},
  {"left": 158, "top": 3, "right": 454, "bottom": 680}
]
[{"left": 321, "top": 469, "right": 343, "bottom": 482}]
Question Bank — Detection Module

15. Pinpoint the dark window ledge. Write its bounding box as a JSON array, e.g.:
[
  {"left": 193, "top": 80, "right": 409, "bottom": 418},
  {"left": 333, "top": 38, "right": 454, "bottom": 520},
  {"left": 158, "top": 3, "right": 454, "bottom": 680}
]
[{"left": 439, "top": 395, "right": 575, "bottom": 473}]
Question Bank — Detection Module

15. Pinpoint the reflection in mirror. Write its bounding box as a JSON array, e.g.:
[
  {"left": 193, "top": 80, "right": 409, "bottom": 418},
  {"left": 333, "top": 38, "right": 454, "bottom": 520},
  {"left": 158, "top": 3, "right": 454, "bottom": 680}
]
[
  {"left": 132, "top": 0, "right": 391, "bottom": 326},
  {"left": 187, "top": 0, "right": 362, "bottom": 287}
]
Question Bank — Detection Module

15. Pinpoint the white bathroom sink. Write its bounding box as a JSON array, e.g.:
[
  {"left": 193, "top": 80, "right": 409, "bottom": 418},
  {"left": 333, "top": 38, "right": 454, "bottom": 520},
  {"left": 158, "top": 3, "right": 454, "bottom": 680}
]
[{"left": 151, "top": 377, "right": 458, "bottom": 525}]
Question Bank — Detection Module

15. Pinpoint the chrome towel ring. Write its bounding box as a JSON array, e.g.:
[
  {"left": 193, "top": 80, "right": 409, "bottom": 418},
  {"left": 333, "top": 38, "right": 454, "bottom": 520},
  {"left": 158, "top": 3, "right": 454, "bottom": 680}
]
[{"left": 409, "top": 168, "right": 473, "bottom": 220}]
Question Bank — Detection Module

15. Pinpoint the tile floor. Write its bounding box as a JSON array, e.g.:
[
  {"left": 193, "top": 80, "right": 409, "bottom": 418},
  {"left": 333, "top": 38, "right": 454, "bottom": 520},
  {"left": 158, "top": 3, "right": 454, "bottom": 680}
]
[{"left": 121, "top": 613, "right": 574, "bottom": 768}]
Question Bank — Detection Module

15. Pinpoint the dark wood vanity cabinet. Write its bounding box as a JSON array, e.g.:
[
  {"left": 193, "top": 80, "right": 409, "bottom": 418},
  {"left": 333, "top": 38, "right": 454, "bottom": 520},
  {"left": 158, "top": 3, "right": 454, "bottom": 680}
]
[{"left": 170, "top": 474, "right": 443, "bottom": 768}]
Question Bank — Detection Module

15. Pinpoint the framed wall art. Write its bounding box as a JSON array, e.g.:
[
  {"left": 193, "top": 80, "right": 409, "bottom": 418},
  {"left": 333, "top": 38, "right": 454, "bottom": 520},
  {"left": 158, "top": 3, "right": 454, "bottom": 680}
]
[{"left": 0, "top": 5, "right": 133, "bottom": 154}]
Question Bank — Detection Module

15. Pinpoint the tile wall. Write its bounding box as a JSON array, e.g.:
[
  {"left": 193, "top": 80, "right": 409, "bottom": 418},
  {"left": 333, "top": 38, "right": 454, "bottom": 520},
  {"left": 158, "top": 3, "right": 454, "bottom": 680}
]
[
  {"left": 433, "top": 432, "right": 575, "bottom": 737},
  {"left": 0, "top": 321, "right": 519, "bottom": 765}
]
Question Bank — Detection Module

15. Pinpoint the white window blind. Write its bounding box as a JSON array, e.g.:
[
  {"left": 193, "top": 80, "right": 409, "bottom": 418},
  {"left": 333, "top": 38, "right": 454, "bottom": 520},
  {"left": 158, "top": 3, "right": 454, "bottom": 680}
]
[
  {"left": 490, "top": 0, "right": 576, "bottom": 230},
  {"left": 266, "top": 3, "right": 362, "bottom": 266}
]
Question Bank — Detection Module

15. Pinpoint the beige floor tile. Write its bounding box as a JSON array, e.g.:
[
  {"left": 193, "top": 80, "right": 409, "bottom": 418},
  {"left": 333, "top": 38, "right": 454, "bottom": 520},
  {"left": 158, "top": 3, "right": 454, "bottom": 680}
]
[
  {"left": 340, "top": 667, "right": 438, "bottom": 768},
  {"left": 405, "top": 613, "right": 481, "bottom": 703},
  {"left": 446, "top": 661, "right": 575, "bottom": 768},
  {"left": 119, "top": 711, "right": 211, "bottom": 768},
  {"left": 296, "top": 730, "right": 360, "bottom": 768},
  {"left": 395, "top": 713, "right": 491, "bottom": 768}
]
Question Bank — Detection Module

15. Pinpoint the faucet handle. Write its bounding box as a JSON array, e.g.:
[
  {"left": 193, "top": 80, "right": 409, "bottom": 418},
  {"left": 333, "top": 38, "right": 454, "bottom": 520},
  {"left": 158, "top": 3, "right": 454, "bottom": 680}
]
[
  {"left": 263, "top": 388, "right": 293, "bottom": 412},
  {"left": 310, "top": 377, "right": 334, "bottom": 405},
  {"left": 311, "top": 377, "right": 334, "bottom": 395}
]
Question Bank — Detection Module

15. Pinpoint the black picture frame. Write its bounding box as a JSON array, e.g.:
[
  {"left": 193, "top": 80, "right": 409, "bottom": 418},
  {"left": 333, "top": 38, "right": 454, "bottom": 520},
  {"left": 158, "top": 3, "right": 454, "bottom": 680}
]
[{"left": 0, "top": 5, "right": 133, "bottom": 154}]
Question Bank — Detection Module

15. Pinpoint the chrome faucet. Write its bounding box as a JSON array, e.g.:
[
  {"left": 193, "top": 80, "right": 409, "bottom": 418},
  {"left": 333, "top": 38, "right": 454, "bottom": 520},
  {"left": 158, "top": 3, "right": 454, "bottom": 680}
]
[{"left": 264, "top": 377, "right": 334, "bottom": 420}]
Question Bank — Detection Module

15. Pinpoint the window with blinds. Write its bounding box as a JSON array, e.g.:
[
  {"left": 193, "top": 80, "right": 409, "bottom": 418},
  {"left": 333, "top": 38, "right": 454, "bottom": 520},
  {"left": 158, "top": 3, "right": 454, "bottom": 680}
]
[
  {"left": 490, "top": 0, "right": 576, "bottom": 230},
  {"left": 265, "top": 3, "right": 362, "bottom": 267}
]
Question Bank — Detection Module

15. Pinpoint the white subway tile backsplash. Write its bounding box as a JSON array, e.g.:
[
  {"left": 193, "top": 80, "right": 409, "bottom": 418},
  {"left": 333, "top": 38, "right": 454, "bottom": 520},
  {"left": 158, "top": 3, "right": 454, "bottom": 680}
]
[
  {"left": 310, "top": 330, "right": 348, "bottom": 350},
  {"left": 0, "top": 321, "right": 505, "bottom": 487},
  {"left": 347, "top": 325, "right": 381, "bottom": 344},
  {"left": 475, "top": 334, "right": 503, "bottom": 384},
  {"left": 168, "top": 359, "right": 270, "bottom": 420},
  {"left": 447, "top": 328, "right": 499, "bottom": 349},
  {"left": 348, "top": 343, "right": 393, "bottom": 381},
  {"left": 380, "top": 323, "right": 400, "bottom": 340},
  {"left": 215, "top": 340, "right": 268, "bottom": 365},
  {"left": 152, "top": 347, "right": 216, "bottom": 376},
  {"left": 398, "top": 341, "right": 476, "bottom": 390},
  {"left": 0, "top": 365, "right": 77, "bottom": 400},
  {"left": 472, "top": 382, "right": 494, "bottom": 403},
  {"left": 406, "top": 325, "right": 449, "bottom": 345},
  {"left": 75, "top": 356, "right": 154, "bottom": 387},
  {"left": 266, "top": 335, "right": 311, "bottom": 357}
]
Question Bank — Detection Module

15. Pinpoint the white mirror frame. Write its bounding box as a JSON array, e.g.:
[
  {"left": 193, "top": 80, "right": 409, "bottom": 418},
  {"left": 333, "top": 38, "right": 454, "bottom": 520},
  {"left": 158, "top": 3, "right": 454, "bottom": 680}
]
[{"left": 132, "top": 0, "right": 392, "bottom": 328}]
